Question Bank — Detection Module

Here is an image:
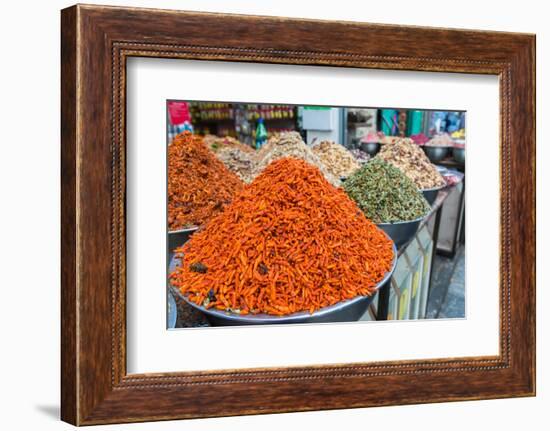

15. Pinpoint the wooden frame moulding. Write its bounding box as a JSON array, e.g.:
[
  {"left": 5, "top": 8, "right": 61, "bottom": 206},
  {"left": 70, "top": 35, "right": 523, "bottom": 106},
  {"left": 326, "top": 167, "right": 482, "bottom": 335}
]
[{"left": 61, "top": 4, "right": 536, "bottom": 425}]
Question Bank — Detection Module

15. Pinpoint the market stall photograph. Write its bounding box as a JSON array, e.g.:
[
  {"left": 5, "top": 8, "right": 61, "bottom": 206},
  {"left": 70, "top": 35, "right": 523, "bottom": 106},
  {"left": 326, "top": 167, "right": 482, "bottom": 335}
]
[{"left": 166, "top": 101, "right": 466, "bottom": 328}]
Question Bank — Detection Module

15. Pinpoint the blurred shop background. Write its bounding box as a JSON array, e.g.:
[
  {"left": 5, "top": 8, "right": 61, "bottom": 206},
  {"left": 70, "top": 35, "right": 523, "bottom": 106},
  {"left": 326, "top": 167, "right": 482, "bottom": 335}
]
[{"left": 168, "top": 101, "right": 466, "bottom": 323}]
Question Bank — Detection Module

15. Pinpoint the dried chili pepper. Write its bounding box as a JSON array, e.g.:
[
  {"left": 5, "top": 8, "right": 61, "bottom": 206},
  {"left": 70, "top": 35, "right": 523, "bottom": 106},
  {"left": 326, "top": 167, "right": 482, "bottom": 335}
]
[
  {"left": 168, "top": 132, "right": 243, "bottom": 230},
  {"left": 170, "top": 157, "right": 394, "bottom": 316}
]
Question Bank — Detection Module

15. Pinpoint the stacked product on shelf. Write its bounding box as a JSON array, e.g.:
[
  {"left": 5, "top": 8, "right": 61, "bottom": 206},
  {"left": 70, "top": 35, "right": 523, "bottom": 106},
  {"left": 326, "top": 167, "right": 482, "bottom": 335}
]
[
  {"left": 189, "top": 102, "right": 234, "bottom": 121},
  {"left": 244, "top": 104, "right": 295, "bottom": 121},
  {"left": 189, "top": 102, "right": 298, "bottom": 142},
  {"left": 188, "top": 102, "right": 235, "bottom": 136},
  {"left": 248, "top": 105, "right": 297, "bottom": 141}
]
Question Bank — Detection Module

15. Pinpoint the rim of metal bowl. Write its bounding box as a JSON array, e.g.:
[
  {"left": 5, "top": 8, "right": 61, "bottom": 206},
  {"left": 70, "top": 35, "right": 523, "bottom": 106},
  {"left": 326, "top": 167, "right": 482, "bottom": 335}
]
[
  {"left": 423, "top": 145, "right": 453, "bottom": 150},
  {"left": 168, "top": 225, "right": 200, "bottom": 235},
  {"left": 167, "top": 290, "right": 178, "bottom": 329},
  {"left": 169, "top": 235, "right": 398, "bottom": 324},
  {"left": 421, "top": 183, "right": 446, "bottom": 193},
  {"left": 376, "top": 212, "right": 427, "bottom": 226}
]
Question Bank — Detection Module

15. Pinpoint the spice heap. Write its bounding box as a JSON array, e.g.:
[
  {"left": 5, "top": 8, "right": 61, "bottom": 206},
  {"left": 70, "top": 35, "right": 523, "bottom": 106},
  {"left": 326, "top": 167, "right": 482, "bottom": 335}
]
[
  {"left": 344, "top": 159, "right": 430, "bottom": 223},
  {"left": 168, "top": 132, "right": 244, "bottom": 230},
  {"left": 425, "top": 133, "right": 454, "bottom": 147},
  {"left": 361, "top": 132, "right": 382, "bottom": 144},
  {"left": 171, "top": 157, "right": 394, "bottom": 316},
  {"left": 311, "top": 140, "right": 360, "bottom": 178},
  {"left": 350, "top": 148, "right": 371, "bottom": 164},
  {"left": 215, "top": 147, "right": 255, "bottom": 183},
  {"left": 203, "top": 134, "right": 254, "bottom": 153},
  {"left": 376, "top": 138, "right": 445, "bottom": 189},
  {"left": 252, "top": 132, "right": 340, "bottom": 187},
  {"left": 410, "top": 133, "right": 430, "bottom": 146},
  {"left": 379, "top": 135, "right": 412, "bottom": 145}
]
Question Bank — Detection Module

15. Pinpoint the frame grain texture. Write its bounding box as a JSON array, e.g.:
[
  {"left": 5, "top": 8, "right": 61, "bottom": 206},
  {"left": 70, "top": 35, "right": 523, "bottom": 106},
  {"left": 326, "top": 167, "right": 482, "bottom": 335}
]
[{"left": 61, "top": 4, "right": 535, "bottom": 425}]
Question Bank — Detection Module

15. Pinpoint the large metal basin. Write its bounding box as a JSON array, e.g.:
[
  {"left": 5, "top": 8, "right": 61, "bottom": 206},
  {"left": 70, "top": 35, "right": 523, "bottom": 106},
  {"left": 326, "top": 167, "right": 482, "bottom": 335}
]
[
  {"left": 422, "top": 146, "right": 450, "bottom": 163},
  {"left": 360, "top": 141, "right": 380, "bottom": 156},
  {"left": 422, "top": 185, "right": 445, "bottom": 205},
  {"left": 168, "top": 237, "right": 397, "bottom": 326},
  {"left": 167, "top": 291, "right": 178, "bottom": 329},
  {"left": 453, "top": 147, "right": 465, "bottom": 165},
  {"left": 376, "top": 214, "right": 425, "bottom": 249},
  {"left": 168, "top": 226, "right": 199, "bottom": 256}
]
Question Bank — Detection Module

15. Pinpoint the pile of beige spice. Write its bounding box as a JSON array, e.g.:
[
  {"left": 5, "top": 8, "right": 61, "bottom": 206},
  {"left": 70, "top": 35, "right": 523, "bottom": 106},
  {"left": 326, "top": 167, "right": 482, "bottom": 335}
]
[
  {"left": 376, "top": 138, "right": 445, "bottom": 189},
  {"left": 251, "top": 132, "right": 341, "bottom": 186},
  {"left": 311, "top": 140, "right": 360, "bottom": 179}
]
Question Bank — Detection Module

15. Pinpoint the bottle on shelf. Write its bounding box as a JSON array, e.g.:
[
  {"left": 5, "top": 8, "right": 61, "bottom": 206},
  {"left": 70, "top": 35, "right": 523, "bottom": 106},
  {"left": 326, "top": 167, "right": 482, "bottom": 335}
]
[{"left": 255, "top": 117, "right": 268, "bottom": 149}]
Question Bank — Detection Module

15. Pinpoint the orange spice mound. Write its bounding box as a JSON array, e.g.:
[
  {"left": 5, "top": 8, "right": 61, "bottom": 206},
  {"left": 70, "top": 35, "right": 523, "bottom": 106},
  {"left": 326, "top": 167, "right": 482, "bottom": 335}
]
[
  {"left": 168, "top": 132, "right": 244, "bottom": 230},
  {"left": 170, "top": 157, "right": 395, "bottom": 316}
]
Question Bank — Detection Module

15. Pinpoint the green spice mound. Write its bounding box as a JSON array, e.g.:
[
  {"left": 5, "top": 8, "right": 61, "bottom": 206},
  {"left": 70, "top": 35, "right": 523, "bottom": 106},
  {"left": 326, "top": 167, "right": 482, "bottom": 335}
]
[{"left": 343, "top": 159, "right": 430, "bottom": 223}]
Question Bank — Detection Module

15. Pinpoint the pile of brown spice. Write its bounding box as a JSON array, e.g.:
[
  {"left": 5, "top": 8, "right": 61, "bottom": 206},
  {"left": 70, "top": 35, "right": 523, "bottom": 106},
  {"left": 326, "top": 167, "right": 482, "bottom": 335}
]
[
  {"left": 168, "top": 132, "right": 244, "bottom": 230},
  {"left": 203, "top": 134, "right": 254, "bottom": 154},
  {"left": 376, "top": 138, "right": 445, "bottom": 189},
  {"left": 251, "top": 132, "right": 340, "bottom": 187},
  {"left": 215, "top": 147, "right": 255, "bottom": 183},
  {"left": 170, "top": 157, "right": 394, "bottom": 316},
  {"left": 350, "top": 148, "right": 371, "bottom": 164},
  {"left": 311, "top": 140, "right": 360, "bottom": 178},
  {"left": 425, "top": 133, "right": 454, "bottom": 147},
  {"left": 379, "top": 135, "right": 413, "bottom": 145}
]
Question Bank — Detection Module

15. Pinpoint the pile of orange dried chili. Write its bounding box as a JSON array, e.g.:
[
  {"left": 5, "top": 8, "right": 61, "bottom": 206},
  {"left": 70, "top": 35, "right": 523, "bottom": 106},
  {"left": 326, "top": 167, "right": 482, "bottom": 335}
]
[
  {"left": 170, "top": 157, "right": 395, "bottom": 316},
  {"left": 168, "top": 132, "right": 244, "bottom": 230}
]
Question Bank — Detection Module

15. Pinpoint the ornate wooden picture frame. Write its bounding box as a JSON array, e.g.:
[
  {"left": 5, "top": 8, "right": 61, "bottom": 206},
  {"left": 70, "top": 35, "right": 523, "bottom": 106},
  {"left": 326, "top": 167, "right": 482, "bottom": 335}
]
[{"left": 61, "top": 4, "right": 535, "bottom": 425}]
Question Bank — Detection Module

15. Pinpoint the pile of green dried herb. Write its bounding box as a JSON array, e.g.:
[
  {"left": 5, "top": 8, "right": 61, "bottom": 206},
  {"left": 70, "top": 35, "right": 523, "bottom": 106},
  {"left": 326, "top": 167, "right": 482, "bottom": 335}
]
[{"left": 343, "top": 158, "right": 430, "bottom": 223}]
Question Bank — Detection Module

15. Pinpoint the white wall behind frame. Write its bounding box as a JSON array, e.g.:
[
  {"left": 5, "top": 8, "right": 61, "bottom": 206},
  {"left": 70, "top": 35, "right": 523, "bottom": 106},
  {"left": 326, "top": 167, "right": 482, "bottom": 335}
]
[{"left": 2, "top": 1, "right": 546, "bottom": 430}]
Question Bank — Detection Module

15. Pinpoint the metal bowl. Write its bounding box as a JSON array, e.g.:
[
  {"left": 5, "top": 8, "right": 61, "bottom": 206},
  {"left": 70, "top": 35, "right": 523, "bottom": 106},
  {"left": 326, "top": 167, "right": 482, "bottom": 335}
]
[
  {"left": 422, "top": 146, "right": 450, "bottom": 163},
  {"left": 453, "top": 147, "right": 465, "bottom": 165},
  {"left": 360, "top": 141, "right": 380, "bottom": 156},
  {"left": 168, "top": 226, "right": 199, "bottom": 256},
  {"left": 376, "top": 214, "right": 426, "bottom": 249},
  {"left": 168, "top": 239, "right": 397, "bottom": 326},
  {"left": 167, "top": 290, "right": 178, "bottom": 329},
  {"left": 422, "top": 184, "right": 445, "bottom": 205}
]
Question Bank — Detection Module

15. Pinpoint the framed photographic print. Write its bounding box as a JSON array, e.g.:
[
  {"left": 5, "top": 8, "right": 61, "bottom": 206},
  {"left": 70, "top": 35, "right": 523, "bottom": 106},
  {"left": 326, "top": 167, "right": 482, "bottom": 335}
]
[{"left": 61, "top": 4, "right": 535, "bottom": 425}]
